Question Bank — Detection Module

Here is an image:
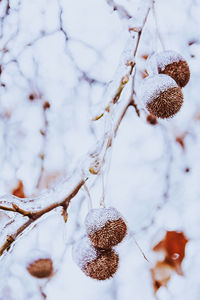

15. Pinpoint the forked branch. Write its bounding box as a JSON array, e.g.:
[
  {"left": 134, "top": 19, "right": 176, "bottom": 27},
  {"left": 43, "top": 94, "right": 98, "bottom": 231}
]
[{"left": 0, "top": 5, "right": 151, "bottom": 257}]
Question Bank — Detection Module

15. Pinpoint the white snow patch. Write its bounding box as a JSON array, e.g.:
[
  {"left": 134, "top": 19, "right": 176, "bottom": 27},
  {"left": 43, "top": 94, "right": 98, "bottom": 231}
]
[
  {"left": 147, "top": 50, "right": 185, "bottom": 74},
  {"left": 72, "top": 236, "right": 98, "bottom": 270},
  {"left": 139, "top": 74, "right": 178, "bottom": 106},
  {"left": 85, "top": 207, "right": 122, "bottom": 235}
]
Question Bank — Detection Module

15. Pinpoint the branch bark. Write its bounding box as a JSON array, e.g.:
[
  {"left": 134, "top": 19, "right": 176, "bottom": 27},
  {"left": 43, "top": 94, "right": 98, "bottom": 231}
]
[{"left": 0, "top": 5, "right": 151, "bottom": 257}]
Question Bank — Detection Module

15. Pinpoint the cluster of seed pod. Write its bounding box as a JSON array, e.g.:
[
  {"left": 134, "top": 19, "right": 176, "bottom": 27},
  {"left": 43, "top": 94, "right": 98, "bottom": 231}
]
[
  {"left": 72, "top": 207, "right": 127, "bottom": 280},
  {"left": 140, "top": 50, "right": 190, "bottom": 119}
]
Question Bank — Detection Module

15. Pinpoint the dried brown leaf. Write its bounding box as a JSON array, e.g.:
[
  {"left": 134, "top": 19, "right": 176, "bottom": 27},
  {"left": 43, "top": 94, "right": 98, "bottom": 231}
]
[
  {"left": 151, "top": 261, "right": 174, "bottom": 293},
  {"left": 12, "top": 181, "right": 25, "bottom": 198},
  {"left": 153, "top": 231, "right": 188, "bottom": 274}
]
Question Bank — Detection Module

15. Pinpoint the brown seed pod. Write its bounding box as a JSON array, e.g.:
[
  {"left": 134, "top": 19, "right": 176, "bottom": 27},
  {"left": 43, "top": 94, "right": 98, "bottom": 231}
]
[
  {"left": 148, "top": 51, "right": 190, "bottom": 87},
  {"left": 85, "top": 207, "right": 127, "bottom": 250},
  {"left": 72, "top": 236, "right": 119, "bottom": 280},
  {"left": 27, "top": 258, "right": 53, "bottom": 279},
  {"left": 141, "top": 74, "right": 183, "bottom": 119},
  {"left": 85, "top": 249, "right": 119, "bottom": 280}
]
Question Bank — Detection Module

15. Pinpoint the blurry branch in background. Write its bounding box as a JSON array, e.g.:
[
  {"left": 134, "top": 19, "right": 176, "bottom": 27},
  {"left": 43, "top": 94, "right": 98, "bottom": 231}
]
[
  {"left": 58, "top": 1, "right": 106, "bottom": 86},
  {"left": 36, "top": 101, "right": 51, "bottom": 190},
  {"left": 0, "top": 4, "right": 151, "bottom": 257},
  {"left": 106, "top": 0, "right": 132, "bottom": 19}
]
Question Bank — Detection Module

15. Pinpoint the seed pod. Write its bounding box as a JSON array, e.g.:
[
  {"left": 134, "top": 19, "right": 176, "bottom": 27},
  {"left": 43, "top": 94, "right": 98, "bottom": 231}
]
[
  {"left": 72, "top": 236, "right": 119, "bottom": 280},
  {"left": 140, "top": 74, "right": 183, "bottom": 119},
  {"left": 85, "top": 207, "right": 127, "bottom": 250},
  {"left": 148, "top": 51, "right": 190, "bottom": 87},
  {"left": 27, "top": 258, "right": 53, "bottom": 278}
]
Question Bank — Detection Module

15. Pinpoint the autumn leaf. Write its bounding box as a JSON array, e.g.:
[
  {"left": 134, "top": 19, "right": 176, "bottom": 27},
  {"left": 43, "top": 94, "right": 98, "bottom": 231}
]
[
  {"left": 12, "top": 180, "right": 25, "bottom": 198},
  {"left": 151, "top": 231, "right": 188, "bottom": 292},
  {"left": 151, "top": 261, "right": 174, "bottom": 293},
  {"left": 153, "top": 231, "right": 188, "bottom": 269}
]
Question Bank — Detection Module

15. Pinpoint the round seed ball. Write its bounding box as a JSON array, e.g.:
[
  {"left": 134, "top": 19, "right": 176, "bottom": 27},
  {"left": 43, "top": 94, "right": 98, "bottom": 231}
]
[
  {"left": 85, "top": 207, "right": 127, "bottom": 250},
  {"left": 72, "top": 236, "right": 119, "bottom": 280},
  {"left": 27, "top": 258, "right": 53, "bottom": 278},
  {"left": 140, "top": 74, "right": 183, "bottom": 119},
  {"left": 148, "top": 50, "right": 190, "bottom": 87}
]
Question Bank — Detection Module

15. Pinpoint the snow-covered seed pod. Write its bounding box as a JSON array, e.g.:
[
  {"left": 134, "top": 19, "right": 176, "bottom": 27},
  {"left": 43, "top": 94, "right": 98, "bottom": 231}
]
[
  {"left": 140, "top": 74, "right": 183, "bottom": 119},
  {"left": 72, "top": 236, "right": 119, "bottom": 280},
  {"left": 148, "top": 50, "right": 190, "bottom": 87},
  {"left": 27, "top": 258, "right": 53, "bottom": 278},
  {"left": 85, "top": 207, "right": 127, "bottom": 250}
]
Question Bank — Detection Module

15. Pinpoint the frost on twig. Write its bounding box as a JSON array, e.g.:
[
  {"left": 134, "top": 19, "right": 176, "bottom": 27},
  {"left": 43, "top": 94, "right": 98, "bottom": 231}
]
[
  {"left": 0, "top": 0, "right": 199, "bottom": 298},
  {"left": 0, "top": 3, "right": 151, "bottom": 259}
]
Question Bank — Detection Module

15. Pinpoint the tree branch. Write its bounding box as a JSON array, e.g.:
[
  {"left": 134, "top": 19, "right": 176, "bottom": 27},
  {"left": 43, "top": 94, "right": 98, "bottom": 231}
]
[{"left": 0, "top": 5, "right": 151, "bottom": 258}]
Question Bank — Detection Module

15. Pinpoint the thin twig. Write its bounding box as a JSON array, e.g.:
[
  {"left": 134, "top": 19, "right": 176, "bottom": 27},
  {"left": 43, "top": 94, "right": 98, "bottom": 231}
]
[{"left": 0, "top": 179, "right": 86, "bottom": 256}]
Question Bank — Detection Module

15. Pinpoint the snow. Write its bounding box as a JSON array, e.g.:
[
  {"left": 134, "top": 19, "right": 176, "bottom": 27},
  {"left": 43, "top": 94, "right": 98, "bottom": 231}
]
[
  {"left": 147, "top": 50, "right": 185, "bottom": 74},
  {"left": 85, "top": 207, "right": 122, "bottom": 234},
  {"left": 139, "top": 74, "right": 178, "bottom": 105},
  {"left": 72, "top": 236, "right": 97, "bottom": 269},
  {"left": 0, "top": 0, "right": 200, "bottom": 299}
]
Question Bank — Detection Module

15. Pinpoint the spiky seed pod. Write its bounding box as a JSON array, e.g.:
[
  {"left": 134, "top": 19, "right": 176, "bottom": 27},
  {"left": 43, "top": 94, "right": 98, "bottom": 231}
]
[
  {"left": 85, "top": 249, "right": 119, "bottom": 281},
  {"left": 85, "top": 207, "right": 127, "bottom": 250},
  {"left": 27, "top": 258, "right": 53, "bottom": 278},
  {"left": 72, "top": 236, "right": 119, "bottom": 280},
  {"left": 140, "top": 74, "right": 183, "bottom": 119},
  {"left": 148, "top": 50, "right": 190, "bottom": 87}
]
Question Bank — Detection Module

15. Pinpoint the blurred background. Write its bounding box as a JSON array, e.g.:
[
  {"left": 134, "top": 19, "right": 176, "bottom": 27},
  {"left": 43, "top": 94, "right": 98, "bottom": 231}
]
[{"left": 0, "top": 0, "right": 200, "bottom": 299}]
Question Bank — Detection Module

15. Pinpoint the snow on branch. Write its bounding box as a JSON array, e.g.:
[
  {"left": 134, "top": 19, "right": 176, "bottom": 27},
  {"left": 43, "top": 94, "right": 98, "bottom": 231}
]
[{"left": 0, "top": 3, "right": 151, "bottom": 258}]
